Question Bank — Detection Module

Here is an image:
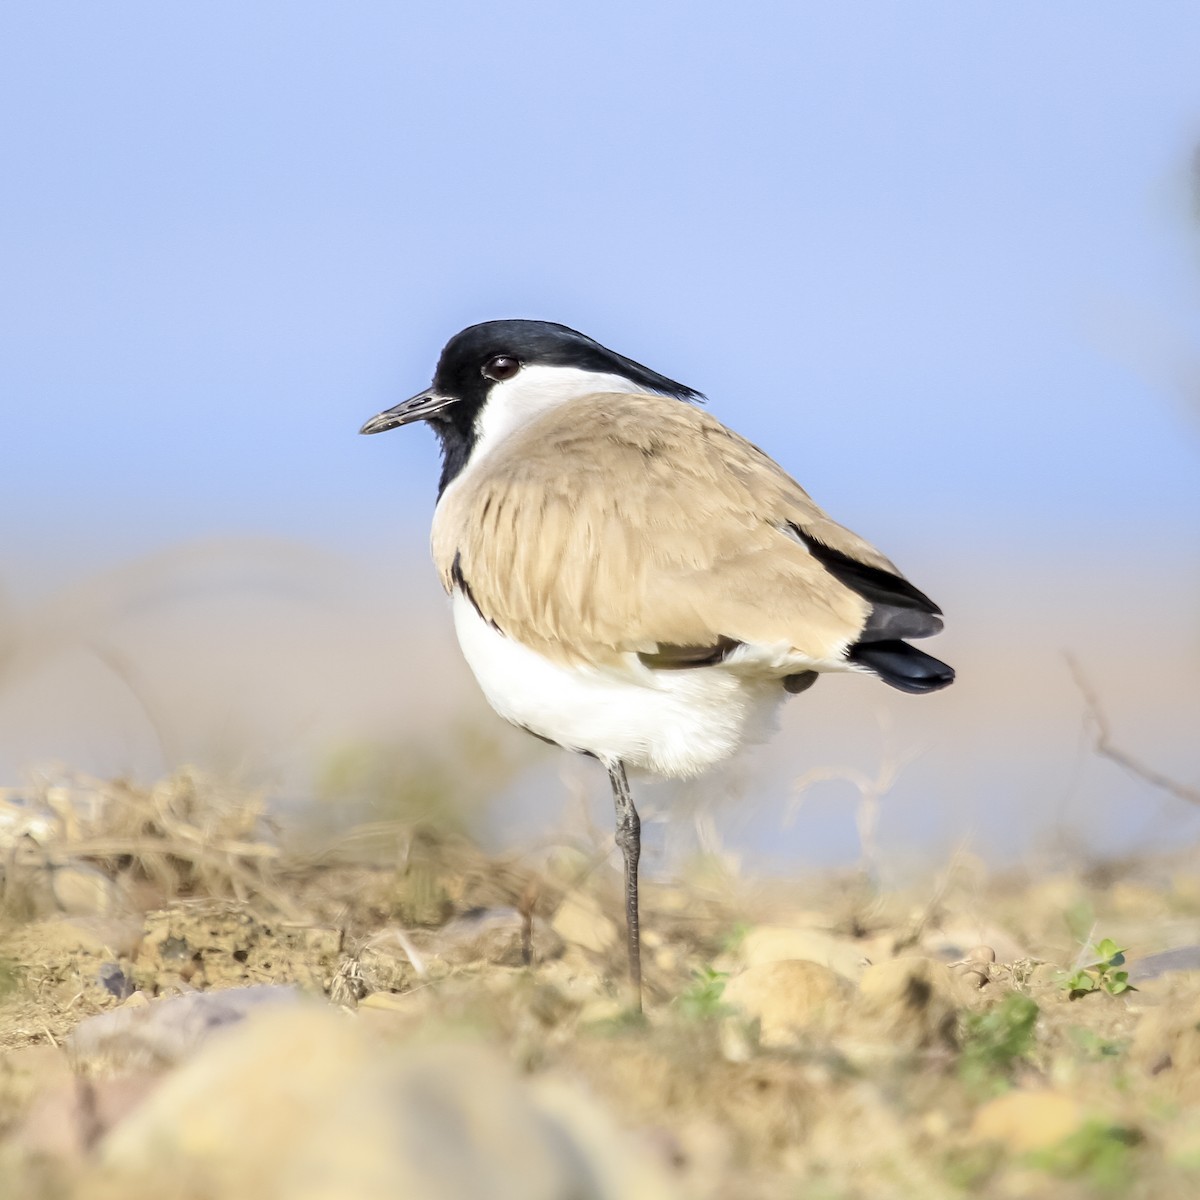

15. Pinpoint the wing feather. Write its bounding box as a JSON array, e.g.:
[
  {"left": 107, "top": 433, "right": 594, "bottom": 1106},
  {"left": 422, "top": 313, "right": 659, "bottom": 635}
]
[{"left": 433, "top": 392, "right": 912, "bottom": 668}]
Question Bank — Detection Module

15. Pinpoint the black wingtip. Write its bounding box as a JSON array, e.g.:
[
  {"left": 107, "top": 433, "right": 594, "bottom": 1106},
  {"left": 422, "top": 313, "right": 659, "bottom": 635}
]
[{"left": 847, "top": 640, "right": 955, "bottom": 694}]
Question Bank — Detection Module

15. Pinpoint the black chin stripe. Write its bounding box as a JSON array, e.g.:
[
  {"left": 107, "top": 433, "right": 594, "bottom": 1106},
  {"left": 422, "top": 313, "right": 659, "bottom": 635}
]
[{"left": 434, "top": 419, "right": 476, "bottom": 497}]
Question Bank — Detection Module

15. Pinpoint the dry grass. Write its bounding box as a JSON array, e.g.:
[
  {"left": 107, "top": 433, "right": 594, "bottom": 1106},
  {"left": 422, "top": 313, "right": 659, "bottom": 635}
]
[{"left": 1, "top": 770, "right": 1199, "bottom": 1198}]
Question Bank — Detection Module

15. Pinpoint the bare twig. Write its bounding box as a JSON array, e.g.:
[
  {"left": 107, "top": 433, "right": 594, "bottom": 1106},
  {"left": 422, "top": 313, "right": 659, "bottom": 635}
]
[
  {"left": 1065, "top": 653, "right": 1200, "bottom": 807},
  {"left": 788, "top": 730, "right": 916, "bottom": 881}
]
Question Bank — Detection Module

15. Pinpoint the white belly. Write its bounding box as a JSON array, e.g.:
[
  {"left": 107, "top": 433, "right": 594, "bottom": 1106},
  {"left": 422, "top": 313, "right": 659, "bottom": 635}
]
[{"left": 450, "top": 590, "right": 788, "bottom": 778}]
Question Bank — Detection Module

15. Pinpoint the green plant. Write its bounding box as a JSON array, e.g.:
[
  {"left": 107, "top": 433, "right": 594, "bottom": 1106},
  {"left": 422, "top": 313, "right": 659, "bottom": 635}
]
[
  {"left": 720, "top": 921, "right": 750, "bottom": 953},
  {"left": 958, "top": 994, "right": 1039, "bottom": 1093},
  {"left": 1068, "top": 1026, "right": 1126, "bottom": 1060},
  {"left": 1027, "top": 1120, "right": 1142, "bottom": 1193},
  {"left": 1063, "top": 938, "right": 1135, "bottom": 999},
  {"left": 675, "top": 965, "right": 730, "bottom": 1020}
]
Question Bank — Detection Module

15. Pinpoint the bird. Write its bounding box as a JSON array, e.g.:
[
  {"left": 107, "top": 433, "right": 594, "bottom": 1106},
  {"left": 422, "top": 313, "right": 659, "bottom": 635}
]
[{"left": 361, "top": 318, "right": 953, "bottom": 1009}]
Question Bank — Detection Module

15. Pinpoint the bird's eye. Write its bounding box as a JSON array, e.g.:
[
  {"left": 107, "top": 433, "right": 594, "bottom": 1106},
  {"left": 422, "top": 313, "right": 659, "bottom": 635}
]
[{"left": 482, "top": 355, "right": 520, "bottom": 382}]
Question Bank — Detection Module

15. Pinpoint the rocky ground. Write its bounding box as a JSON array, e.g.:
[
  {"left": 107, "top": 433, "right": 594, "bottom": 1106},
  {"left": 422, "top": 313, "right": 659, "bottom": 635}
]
[{"left": 1, "top": 771, "right": 1199, "bottom": 1199}]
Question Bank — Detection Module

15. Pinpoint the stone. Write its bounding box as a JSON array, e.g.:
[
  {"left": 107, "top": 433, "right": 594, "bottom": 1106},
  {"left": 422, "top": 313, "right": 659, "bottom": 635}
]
[
  {"left": 133, "top": 902, "right": 334, "bottom": 993},
  {"left": 952, "top": 961, "right": 990, "bottom": 989},
  {"left": 970, "top": 1090, "right": 1086, "bottom": 1152},
  {"left": 67, "top": 984, "right": 302, "bottom": 1074},
  {"left": 17, "top": 1070, "right": 161, "bottom": 1159},
  {"left": 551, "top": 892, "right": 618, "bottom": 954},
  {"left": 737, "top": 926, "right": 868, "bottom": 982},
  {"left": 723, "top": 960, "right": 851, "bottom": 1046},
  {"left": 49, "top": 863, "right": 125, "bottom": 916},
  {"left": 1130, "top": 947, "right": 1200, "bottom": 983},
  {"left": 101, "top": 1006, "right": 678, "bottom": 1199},
  {"left": 854, "top": 957, "right": 963, "bottom": 1049}
]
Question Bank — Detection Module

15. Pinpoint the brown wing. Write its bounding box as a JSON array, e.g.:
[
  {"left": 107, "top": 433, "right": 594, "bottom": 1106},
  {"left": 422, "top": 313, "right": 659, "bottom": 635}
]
[{"left": 432, "top": 392, "right": 909, "bottom": 668}]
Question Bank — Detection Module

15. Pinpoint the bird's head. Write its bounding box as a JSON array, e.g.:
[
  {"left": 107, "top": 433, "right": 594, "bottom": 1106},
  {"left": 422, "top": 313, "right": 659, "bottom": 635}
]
[{"left": 359, "top": 319, "right": 701, "bottom": 475}]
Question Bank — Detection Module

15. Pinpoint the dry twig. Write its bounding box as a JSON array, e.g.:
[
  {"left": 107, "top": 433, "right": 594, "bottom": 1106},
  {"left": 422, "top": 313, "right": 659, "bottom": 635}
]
[{"left": 1066, "top": 652, "right": 1200, "bottom": 807}]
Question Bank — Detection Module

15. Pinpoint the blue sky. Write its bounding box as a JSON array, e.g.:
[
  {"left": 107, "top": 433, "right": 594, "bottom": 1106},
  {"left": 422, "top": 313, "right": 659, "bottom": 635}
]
[
  {"left": 2, "top": 5, "right": 1199, "bottom": 862},
  {"left": 3, "top": 3, "right": 1199, "bottom": 593}
]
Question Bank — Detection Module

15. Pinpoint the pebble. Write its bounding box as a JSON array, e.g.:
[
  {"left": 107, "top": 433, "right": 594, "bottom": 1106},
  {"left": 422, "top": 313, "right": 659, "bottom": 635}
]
[
  {"left": 551, "top": 892, "right": 618, "bottom": 954},
  {"left": 970, "top": 1090, "right": 1086, "bottom": 1152},
  {"left": 17, "top": 1070, "right": 161, "bottom": 1159},
  {"left": 100, "top": 1006, "right": 678, "bottom": 1199},
  {"left": 723, "top": 959, "right": 850, "bottom": 1046},
  {"left": 736, "top": 926, "right": 868, "bottom": 982},
  {"left": 67, "top": 984, "right": 302, "bottom": 1074},
  {"left": 49, "top": 863, "right": 125, "bottom": 916},
  {"left": 950, "top": 948, "right": 992, "bottom": 989},
  {"left": 1130, "top": 946, "right": 1200, "bottom": 983},
  {"left": 854, "top": 957, "right": 962, "bottom": 1049}
]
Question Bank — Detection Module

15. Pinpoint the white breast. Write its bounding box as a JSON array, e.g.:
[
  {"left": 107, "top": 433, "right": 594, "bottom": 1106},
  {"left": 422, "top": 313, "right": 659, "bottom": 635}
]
[{"left": 451, "top": 590, "right": 787, "bottom": 779}]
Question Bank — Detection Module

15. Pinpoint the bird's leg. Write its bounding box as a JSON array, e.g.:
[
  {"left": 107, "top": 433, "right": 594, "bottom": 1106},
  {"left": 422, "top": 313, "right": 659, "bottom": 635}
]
[{"left": 606, "top": 759, "right": 642, "bottom": 1010}]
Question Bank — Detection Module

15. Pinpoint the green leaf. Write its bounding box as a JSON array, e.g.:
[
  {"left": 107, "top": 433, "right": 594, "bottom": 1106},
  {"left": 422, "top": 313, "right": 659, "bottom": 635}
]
[
  {"left": 1066, "top": 970, "right": 1097, "bottom": 995},
  {"left": 1104, "top": 970, "right": 1134, "bottom": 995}
]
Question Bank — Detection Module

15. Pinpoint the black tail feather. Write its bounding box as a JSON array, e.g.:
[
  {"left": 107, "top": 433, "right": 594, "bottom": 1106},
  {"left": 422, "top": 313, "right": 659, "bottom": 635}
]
[
  {"left": 848, "top": 639, "right": 955, "bottom": 694},
  {"left": 790, "top": 526, "right": 945, "bottom": 641}
]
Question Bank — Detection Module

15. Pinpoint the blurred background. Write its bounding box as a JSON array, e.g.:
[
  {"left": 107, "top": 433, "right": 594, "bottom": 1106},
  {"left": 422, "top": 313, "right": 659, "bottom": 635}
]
[{"left": 2, "top": 3, "right": 1198, "bottom": 876}]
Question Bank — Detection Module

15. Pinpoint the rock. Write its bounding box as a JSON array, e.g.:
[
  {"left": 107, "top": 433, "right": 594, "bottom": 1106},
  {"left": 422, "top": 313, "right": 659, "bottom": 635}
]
[
  {"left": 1130, "top": 947, "right": 1200, "bottom": 983},
  {"left": 49, "top": 863, "right": 125, "bottom": 915},
  {"left": 951, "top": 960, "right": 990, "bottom": 989},
  {"left": 67, "top": 984, "right": 302, "bottom": 1074},
  {"left": 578, "top": 998, "right": 627, "bottom": 1025},
  {"left": 970, "top": 1090, "right": 1086, "bottom": 1152},
  {"left": 737, "top": 926, "right": 868, "bottom": 982},
  {"left": 723, "top": 960, "right": 851, "bottom": 1046},
  {"left": 854, "top": 957, "right": 962, "bottom": 1049},
  {"left": 134, "top": 903, "right": 334, "bottom": 993},
  {"left": 2, "top": 1042, "right": 161, "bottom": 1161},
  {"left": 551, "top": 892, "right": 618, "bottom": 954},
  {"left": 101, "top": 1006, "right": 678, "bottom": 1199},
  {"left": 17, "top": 1070, "right": 161, "bottom": 1159}
]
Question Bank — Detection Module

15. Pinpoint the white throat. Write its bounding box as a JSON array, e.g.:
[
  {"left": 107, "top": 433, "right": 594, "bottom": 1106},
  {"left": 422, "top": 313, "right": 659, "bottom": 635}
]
[{"left": 469, "top": 365, "right": 651, "bottom": 468}]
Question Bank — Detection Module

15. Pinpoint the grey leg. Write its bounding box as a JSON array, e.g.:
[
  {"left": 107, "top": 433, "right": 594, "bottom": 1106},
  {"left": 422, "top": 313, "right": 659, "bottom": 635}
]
[{"left": 606, "top": 760, "right": 642, "bottom": 1009}]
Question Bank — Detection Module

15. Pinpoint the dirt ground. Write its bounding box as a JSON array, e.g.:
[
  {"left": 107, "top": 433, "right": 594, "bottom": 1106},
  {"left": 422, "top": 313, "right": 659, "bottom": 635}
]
[{"left": 2, "top": 771, "right": 1199, "bottom": 1198}]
